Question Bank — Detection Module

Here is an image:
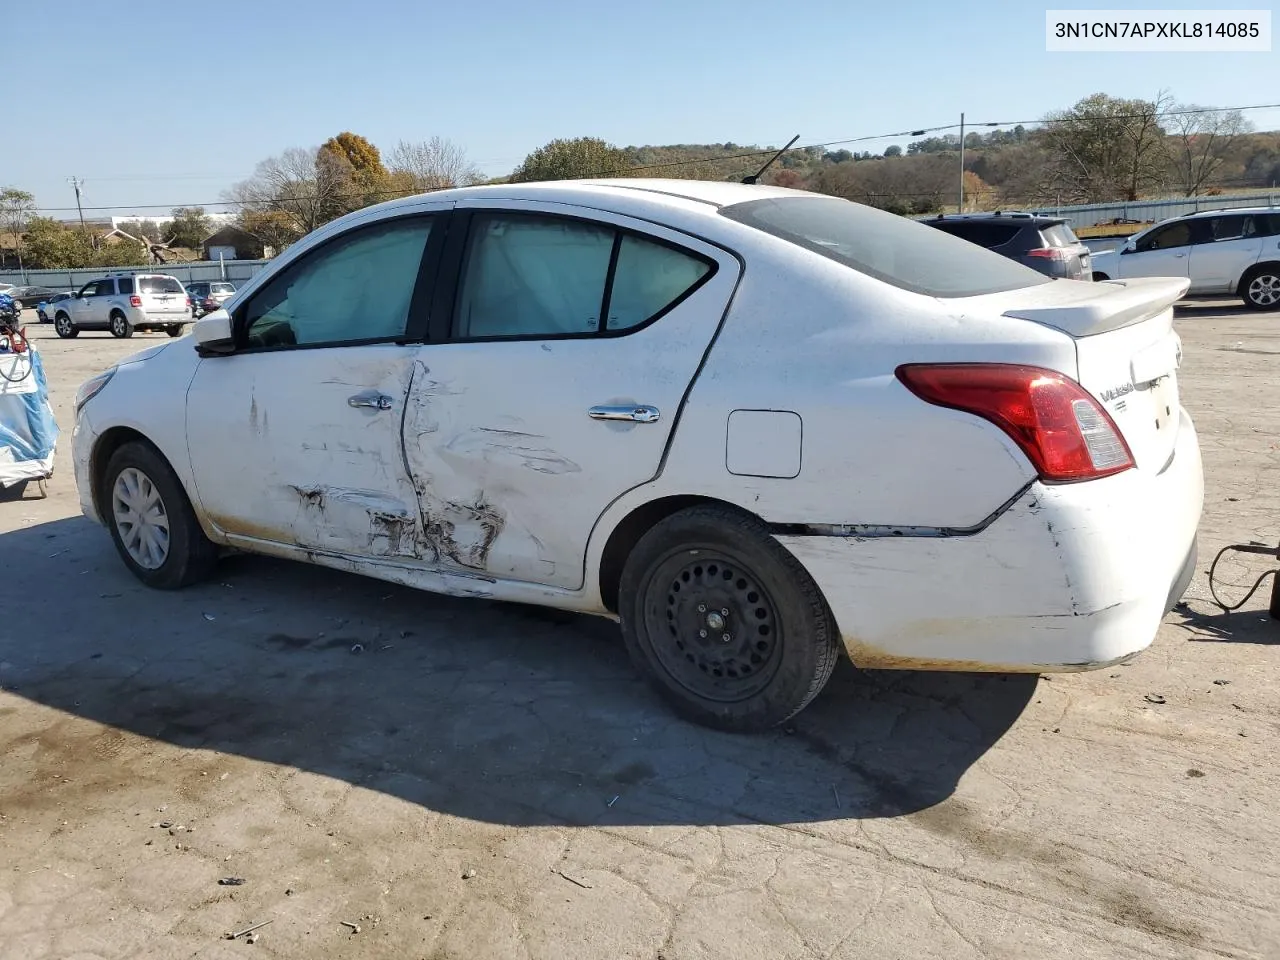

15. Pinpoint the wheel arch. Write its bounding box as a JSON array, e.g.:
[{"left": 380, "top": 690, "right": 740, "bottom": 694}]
[
  {"left": 596, "top": 494, "right": 767, "bottom": 613},
  {"left": 1238, "top": 259, "right": 1280, "bottom": 294}
]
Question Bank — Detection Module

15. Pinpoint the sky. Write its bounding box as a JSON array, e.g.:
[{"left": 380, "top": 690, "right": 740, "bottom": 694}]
[{"left": 10, "top": 0, "right": 1278, "bottom": 217}]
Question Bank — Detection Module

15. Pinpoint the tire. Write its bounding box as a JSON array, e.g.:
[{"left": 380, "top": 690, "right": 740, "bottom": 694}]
[
  {"left": 165, "top": 324, "right": 184, "bottom": 337},
  {"left": 1241, "top": 266, "right": 1280, "bottom": 311},
  {"left": 54, "top": 313, "right": 78, "bottom": 338},
  {"left": 618, "top": 505, "right": 839, "bottom": 732},
  {"left": 1092, "top": 272, "right": 1110, "bottom": 282},
  {"left": 109, "top": 311, "right": 133, "bottom": 338},
  {"left": 102, "top": 440, "right": 218, "bottom": 589}
]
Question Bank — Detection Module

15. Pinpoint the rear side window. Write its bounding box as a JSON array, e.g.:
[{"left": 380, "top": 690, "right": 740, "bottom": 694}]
[
  {"left": 1039, "top": 224, "right": 1077, "bottom": 247},
  {"left": 1209, "top": 216, "right": 1248, "bottom": 241},
  {"left": 928, "top": 221, "right": 1021, "bottom": 249},
  {"left": 721, "top": 197, "right": 1049, "bottom": 297},
  {"left": 139, "top": 276, "right": 184, "bottom": 294},
  {"left": 607, "top": 234, "right": 712, "bottom": 331},
  {"left": 117, "top": 277, "right": 134, "bottom": 294}
]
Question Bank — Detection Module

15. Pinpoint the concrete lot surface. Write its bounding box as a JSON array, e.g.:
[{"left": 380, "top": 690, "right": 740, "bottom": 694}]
[{"left": 1, "top": 306, "right": 1277, "bottom": 959}]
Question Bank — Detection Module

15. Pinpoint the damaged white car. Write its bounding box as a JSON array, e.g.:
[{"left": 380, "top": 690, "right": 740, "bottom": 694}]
[{"left": 72, "top": 179, "right": 1203, "bottom": 731}]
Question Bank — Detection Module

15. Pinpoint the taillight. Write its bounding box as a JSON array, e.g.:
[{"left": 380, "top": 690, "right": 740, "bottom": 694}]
[
  {"left": 1026, "top": 247, "right": 1070, "bottom": 261},
  {"left": 895, "top": 363, "right": 1134, "bottom": 482},
  {"left": 186, "top": 296, "right": 193, "bottom": 306},
  {"left": 129, "top": 295, "right": 142, "bottom": 307}
]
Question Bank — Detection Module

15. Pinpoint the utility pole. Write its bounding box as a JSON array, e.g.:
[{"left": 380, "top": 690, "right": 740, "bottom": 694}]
[
  {"left": 958, "top": 113, "right": 966, "bottom": 213},
  {"left": 68, "top": 176, "right": 87, "bottom": 232}
]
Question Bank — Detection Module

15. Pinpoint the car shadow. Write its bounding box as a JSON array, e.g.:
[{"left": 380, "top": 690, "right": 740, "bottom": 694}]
[{"left": 0, "top": 515, "right": 1036, "bottom": 827}]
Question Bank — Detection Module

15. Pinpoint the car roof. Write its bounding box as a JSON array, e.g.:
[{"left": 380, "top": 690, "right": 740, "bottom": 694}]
[
  {"left": 928, "top": 212, "right": 1064, "bottom": 226},
  {"left": 1178, "top": 206, "right": 1278, "bottom": 219}
]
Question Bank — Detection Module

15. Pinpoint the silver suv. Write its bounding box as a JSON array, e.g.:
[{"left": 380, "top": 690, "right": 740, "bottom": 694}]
[
  {"left": 1090, "top": 208, "right": 1280, "bottom": 310},
  {"left": 52, "top": 273, "right": 192, "bottom": 339}
]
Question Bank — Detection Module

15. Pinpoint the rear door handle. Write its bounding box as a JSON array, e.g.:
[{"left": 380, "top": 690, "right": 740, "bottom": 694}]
[
  {"left": 348, "top": 393, "right": 394, "bottom": 411},
  {"left": 588, "top": 404, "right": 660, "bottom": 423}
]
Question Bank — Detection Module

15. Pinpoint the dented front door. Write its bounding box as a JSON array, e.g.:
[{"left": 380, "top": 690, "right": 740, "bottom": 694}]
[
  {"left": 185, "top": 211, "right": 444, "bottom": 560},
  {"left": 400, "top": 201, "right": 742, "bottom": 590}
]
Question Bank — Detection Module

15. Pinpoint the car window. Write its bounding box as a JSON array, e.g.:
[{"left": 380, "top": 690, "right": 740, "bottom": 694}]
[
  {"left": 211, "top": 283, "right": 235, "bottom": 294},
  {"left": 138, "top": 276, "right": 184, "bottom": 294},
  {"left": 606, "top": 234, "right": 712, "bottom": 331},
  {"left": 243, "top": 216, "right": 433, "bottom": 349},
  {"left": 454, "top": 214, "right": 614, "bottom": 339},
  {"left": 117, "top": 277, "right": 134, "bottom": 294},
  {"left": 1207, "top": 216, "right": 1249, "bottom": 242},
  {"left": 1252, "top": 214, "right": 1280, "bottom": 237},
  {"left": 928, "top": 221, "right": 1022, "bottom": 249},
  {"left": 721, "top": 197, "right": 1049, "bottom": 297},
  {"left": 92, "top": 280, "right": 115, "bottom": 296},
  {"left": 1135, "top": 222, "right": 1193, "bottom": 252}
]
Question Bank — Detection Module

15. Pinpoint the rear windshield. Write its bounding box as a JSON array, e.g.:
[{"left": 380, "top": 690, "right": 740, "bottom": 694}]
[
  {"left": 211, "top": 283, "right": 235, "bottom": 294},
  {"left": 927, "top": 220, "right": 1021, "bottom": 249},
  {"left": 1039, "top": 223, "right": 1078, "bottom": 247},
  {"left": 719, "top": 197, "right": 1050, "bottom": 297},
  {"left": 139, "top": 276, "right": 185, "bottom": 294}
]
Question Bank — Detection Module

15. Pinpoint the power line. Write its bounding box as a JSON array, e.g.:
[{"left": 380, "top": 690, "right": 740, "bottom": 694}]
[{"left": 33, "top": 100, "right": 1280, "bottom": 215}]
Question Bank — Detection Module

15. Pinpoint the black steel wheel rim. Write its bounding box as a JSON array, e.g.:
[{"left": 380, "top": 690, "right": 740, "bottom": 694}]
[{"left": 640, "top": 549, "right": 784, "bottom": 703}]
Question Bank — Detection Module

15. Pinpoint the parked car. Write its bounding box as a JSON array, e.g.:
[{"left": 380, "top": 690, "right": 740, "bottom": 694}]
[
  {"left": 922, "top": 212, "right": 1093, "bottom": 280},
  {"left": 36, "top": 292, "right": 74, "bottom": 323},
  {"left": 9, "top": 285, "right": 63, "bottom": 308},
  {"left": 52, "top": 273, "right": 192, "bottom": 339},
  {"left": 186, "top": 281, "right": 238, "bottom": 318},
  {"left": 70, "top": 180, "right": 1203, "bottom": 731},
  {"left": 1090, "top": 207, "right": 1280, "bottom": 310}
]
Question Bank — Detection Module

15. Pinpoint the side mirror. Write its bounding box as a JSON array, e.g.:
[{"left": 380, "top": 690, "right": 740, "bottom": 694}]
[
  {"left": 193, "top": 309, "right": 234, "bottom": 356},
  {"left": 1123, "top": 239, "right": 1137, "bottom": 253}
]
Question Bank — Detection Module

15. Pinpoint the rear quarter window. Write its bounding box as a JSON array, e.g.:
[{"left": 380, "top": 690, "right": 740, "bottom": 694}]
[
  {"left": 117, "top": 277, "right": 134, "bottom": 294},
  {"left": 139, "top": 276, "right": 185, "bottom": 294},
  {"left": 721, "top": 197, "right": 1050, "bottom": 298}
]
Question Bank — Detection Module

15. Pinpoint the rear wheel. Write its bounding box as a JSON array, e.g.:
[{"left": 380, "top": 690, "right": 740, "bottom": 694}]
[
  {"left": 165, "top": 324, "right": 184, "bottom": 337},
  {"left": 618, "top": 505, "right": 839, "bottom": 732},
  {"left": 109, "top": 312, "right": 133, "bottom": 338},
  {"left": 54, "top": 313, "right": 78, "bottom": 338},
  {"left": 1242, "top": 266, "right": 1280, "bottom": 311},
  {"left": 102, "top": 441, "right": 218, "bottom": 589}
]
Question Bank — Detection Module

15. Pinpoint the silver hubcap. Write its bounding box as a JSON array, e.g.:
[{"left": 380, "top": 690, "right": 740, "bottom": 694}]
[
  {"left": 56, "top": 318, "right": 70, "bottom": 333},
  {"left": 112, "top": 467, "right": 170, "bottom": 569},
  {"left": 1248, "top": 274, "right": 1280, "bottom": 306}
]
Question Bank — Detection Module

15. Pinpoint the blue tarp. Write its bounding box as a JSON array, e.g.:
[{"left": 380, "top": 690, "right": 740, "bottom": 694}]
[{"left": 0, "top": 346, "right": 58, "bottom": 467}]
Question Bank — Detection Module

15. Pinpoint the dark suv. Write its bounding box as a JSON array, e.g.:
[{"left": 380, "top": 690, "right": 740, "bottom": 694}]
[{"left": 923, "top": 213, "right": 1092, "bottom": 280}]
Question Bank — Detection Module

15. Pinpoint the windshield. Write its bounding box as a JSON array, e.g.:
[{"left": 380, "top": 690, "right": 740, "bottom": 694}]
[
  {"left": 139, "top": 276, "right": 185, "bottom": 294},
  {"left": 720, "top": 196, "right": 1051, "bottom": 297}
]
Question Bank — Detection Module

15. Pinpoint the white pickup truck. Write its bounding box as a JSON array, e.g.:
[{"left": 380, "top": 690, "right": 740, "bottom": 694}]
[{"left": 52, "top": 272, "right": 192, "bottom": 339}]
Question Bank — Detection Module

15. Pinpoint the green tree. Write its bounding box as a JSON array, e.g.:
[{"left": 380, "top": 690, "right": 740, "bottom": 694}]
[
  {"left": 168, "top": 206, "right": 213, "bottom": 248},
  {"left": 0, "top": 188, "right": 36, "bottom": 271},
  {"left": 883, "top": 145, "right": 903, "bottom": 158},
  {"left": 24, "top": 217, "right": 93, "bottom": 268},
  {"left": 511, "top": 137, "right": 633, "bottom": 182},
  {"left": 1041, "top": 91, "right": 1172, "bottom": 202}
]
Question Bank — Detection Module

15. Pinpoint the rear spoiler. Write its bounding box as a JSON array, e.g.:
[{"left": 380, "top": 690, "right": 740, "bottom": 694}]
[{"left": 1001, "top": 277, "right": 1190, "bottom": 338}]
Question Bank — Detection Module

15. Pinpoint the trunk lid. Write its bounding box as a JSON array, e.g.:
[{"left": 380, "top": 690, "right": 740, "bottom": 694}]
[{"left": 975, "top": 276, "right": 1189, "bottom": 473}]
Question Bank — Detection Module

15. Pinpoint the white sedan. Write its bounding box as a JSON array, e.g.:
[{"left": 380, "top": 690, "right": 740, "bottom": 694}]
[{"left": 71, "top": 179, "right": 1203, "bottom": 731}]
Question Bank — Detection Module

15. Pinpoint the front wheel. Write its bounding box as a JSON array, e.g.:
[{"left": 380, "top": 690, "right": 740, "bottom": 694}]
[
  {"left": 54, "top": 314, "right": 78, "bottom": 338},
  {"left": 1242, "top": 267, "right": 1280, "bottom": 311},
  {"left": 109, "top": 312, "right": 133, "bottom": 338},
  {"left": 103, "top": 441, "right": 218, "bottom": 589},
  {"left": 618, "top": 505, "right": 839, "bottom": 732}
]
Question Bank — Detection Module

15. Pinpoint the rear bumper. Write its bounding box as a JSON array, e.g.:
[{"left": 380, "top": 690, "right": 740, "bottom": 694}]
[{"left": 777, "top": 408, "right": 1204, "bottom": 672}]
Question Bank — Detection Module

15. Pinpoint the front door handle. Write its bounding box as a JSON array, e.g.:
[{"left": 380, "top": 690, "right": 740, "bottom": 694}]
[
  {"left": 348, "top": 393, "right": 394, "bottom": 411},
  {"left": 589, "top": 404, "right": 660, "bottom": 423}
]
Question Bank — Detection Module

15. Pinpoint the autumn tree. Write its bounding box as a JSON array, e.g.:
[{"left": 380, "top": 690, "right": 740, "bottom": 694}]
[
  {"left": 511, "top": 137, "right": 633, "bottom": 182},
  {"left": 1168, "top": 106, "right": 1252, "bottom": 196},
  {"left": 320, "top": 131, "right": 390, "bottom": 210},
  {"left": 0, "top": 188, "right": 36, "bottom": 271},
  {"left": 387, "top": 137, "right": 484, "bottom": 193},
  {"left": 167, "top": 207, "right": 213, "bottom": 248}
]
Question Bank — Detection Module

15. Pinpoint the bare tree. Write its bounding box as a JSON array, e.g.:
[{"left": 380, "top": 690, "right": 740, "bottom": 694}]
[
  {"left": 224, "top": 147, "right": 351, "bottom": 242},
  {"left": 387, "top": 137, "right": 484, "bottom": 192},
  {"left": 1041, "top": 92, "right": 1173, "bottom": 202},
  {"left": 1168, "top": 106, "right": 1252, "bottom": 196}
]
